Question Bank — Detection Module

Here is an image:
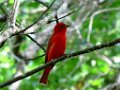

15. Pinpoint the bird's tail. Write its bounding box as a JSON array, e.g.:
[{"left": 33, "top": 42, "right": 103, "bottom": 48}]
[{"left": 39, "top": 67, "right": 52, "bottom": 84}]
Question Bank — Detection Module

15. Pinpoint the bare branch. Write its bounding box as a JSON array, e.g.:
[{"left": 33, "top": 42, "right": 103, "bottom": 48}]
[
  {"left": 18, "top": 0, "right": 56, "bottom": 34},
  {"left": 10, "top": 0, "right": 20, "bottom": 29},
  {"left": 0, "top": 37, "right": 120, "bottom": 88},
  {"left": 47, "top": 9, "right": 76, "bottom": 23},
  {"left": 26, "top": 34, "right": 46, "bottom": 53},
  {"left": 25, "top": 54, "right": 45, "bottom": 61},
  {"left": 0, "top": 0, "right": 56, "bottom": 48}
]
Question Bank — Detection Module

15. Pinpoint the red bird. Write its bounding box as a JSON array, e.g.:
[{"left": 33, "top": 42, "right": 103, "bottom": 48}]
[{"left": 39, "top": 22, "right": 67, "bottom": 84}]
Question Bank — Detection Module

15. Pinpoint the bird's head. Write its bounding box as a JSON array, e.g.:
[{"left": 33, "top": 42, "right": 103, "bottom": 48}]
[{"left": 54, "top": 22, "right": 67, "bottom": 33}]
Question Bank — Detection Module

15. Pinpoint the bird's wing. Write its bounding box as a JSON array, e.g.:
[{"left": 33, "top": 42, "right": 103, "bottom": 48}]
[{"left": 45, "top": 34, "right": 55, "bottom": 63}]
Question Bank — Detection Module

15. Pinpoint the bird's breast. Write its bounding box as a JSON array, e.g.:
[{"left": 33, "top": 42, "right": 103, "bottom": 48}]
[{"left": 49, "top": 34, "right": 66, "bottom": 60}]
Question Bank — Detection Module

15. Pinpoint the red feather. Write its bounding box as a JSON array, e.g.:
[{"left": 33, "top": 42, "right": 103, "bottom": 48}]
[{"left": 39, "top": 22, "right": 67, "bottom": 84}]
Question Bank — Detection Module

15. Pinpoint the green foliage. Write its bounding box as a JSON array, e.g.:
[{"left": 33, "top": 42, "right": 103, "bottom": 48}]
[{"left": 0, "top": 0, "right": 120, "bottom": 90}]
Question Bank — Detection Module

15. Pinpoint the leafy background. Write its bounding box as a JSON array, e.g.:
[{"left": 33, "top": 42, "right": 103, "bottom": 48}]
[{"left": 0, "top": 0, "right": 120, "bottom": 90}]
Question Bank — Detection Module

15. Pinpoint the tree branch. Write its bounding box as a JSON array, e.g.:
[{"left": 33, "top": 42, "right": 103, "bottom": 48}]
[
  {"left": 0, "top": 0, "right": 56, "bottom": 48},
  {"left": 25, "top": 54, "right": 45, "bottom": 61},
  {"left": 17, "top": 0, "right": 56, "bottom": 34},
  {"left": 26, "top": 34, "right": 46, "bottom": 53},
  {"left": 10, "top": 0, "right": 21, "bottom": 29},
  {"left": 0, "top": 37, "right": 120, "bottom": 88},
  {"left": 47, "top": 9, "right": 75, "bottom": 23}
]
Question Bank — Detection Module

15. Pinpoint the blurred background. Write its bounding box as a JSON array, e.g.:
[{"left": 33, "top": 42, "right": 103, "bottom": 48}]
[{"left": 0, "top": 0, "right": 120, "bottom": 90}]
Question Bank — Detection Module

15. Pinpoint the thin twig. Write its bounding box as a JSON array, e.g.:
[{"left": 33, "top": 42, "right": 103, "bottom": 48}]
[
  {"left": 17, "top": 0, "right": 56, "bottom": 34},
  {"left": 26, "top": 34, "right": 46, "bottom": 53},
  {"left": 47, "top": 9, "right": 76, "bottom": 23},
  {"left": 1, "top": 37, "right": 120, "bottom": 88},
  {"left": 26, "top": 54, "right": 45, "bottom": 61},
  {"left": 0, "top": 6, "right": 7, "bottom": 16}
]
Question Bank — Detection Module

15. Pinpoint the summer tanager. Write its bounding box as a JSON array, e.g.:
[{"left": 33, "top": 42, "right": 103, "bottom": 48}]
[{"left": 39, "top": 22, "right": 67, "bottom": 84}]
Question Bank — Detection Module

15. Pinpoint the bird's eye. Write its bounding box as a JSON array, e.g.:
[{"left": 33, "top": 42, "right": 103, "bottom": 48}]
[{"left": 60, "top": 26, "right": 64, "bottom": 29}]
